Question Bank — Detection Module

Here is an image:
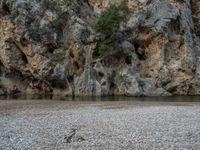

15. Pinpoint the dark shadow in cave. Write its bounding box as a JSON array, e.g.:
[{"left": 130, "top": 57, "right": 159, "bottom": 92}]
[
  {"left": 21, "top": 53, "right": 28, "bottom": 64},
  {"left": 0, "top": 61, "right": 4, "bottom": 77},
  {"left": 2, "top": 2, "right": 11, "bottom": 14},
  {"left": 46, "top": 44, "right": 56, "bottom": 53},
  {"left": 134, "top": 42, "right": 147, "bottom": 60},
  {"left": 125, "top": 56, "right": 132, "bottom": 65}
]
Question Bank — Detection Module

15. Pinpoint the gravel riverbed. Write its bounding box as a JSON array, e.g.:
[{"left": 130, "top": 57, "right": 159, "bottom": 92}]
[{"left": 0, "top": 99, "right": 200, "bottom": 150}]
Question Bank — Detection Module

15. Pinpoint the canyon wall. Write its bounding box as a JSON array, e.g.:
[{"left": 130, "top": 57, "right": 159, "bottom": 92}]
[{"left": 0, "top": 0, "right": 200, "bottom": 97}]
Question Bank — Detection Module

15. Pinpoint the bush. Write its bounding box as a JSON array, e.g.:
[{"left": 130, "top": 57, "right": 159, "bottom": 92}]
[
  {"left": 61, "top": 0, "right": 74, "bottom": 6},
  {"left": 118, "top": 0, "right": 129, "bottom": 18},
  {"left": 47, "top": 51, "right": 66, "bottom": 68},
  {"left": 98, "top": 43, "right": 110, "bottom": 53},
  {"left": 94, "top": 0, "right": 129, "bottom": 38},
  {"left": 42, "top": 0, "right": 59, "bottom": 11},
  {"left": 94, "top": 1, "right": 129, "bottom": 57},
  {"left": 93, "top": 42, "right": 113, "bottom": 57},
  {"left": 115, "top": 74, "right": 131, "bottom": 86},
  {"left": 43, "top": 0, "right": 74, "bottom": 10},
  {"left": 138, "top": 80, "right": 145, "bottom": 87},
  {"left": 51, "top": 12, "right": 69, "bottom": 31},
  {"left": 94, "top": 4, "right": 121, "bottom": 38},
  {"left": 11, "top": 10, "right": 19, "bottom": 20}
]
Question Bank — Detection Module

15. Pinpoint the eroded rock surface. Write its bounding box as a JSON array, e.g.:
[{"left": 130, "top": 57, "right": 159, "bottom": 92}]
[{"left": 0, "top": 0, "right": 200, "bottom": 96}]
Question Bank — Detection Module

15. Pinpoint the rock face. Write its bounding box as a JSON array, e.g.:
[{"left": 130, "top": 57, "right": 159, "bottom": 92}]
[{"left": 0, "top": 0, "right": 200, "bottom": 97}]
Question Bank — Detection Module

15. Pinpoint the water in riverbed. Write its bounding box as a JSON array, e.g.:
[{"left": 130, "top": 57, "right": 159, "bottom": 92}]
[{"left": 1, "top": 95, "right": 200, "bottom": 102}]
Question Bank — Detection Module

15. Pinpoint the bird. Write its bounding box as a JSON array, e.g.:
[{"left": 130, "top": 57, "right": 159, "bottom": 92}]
[{"left": 64, "top": 128, "right": 77, "bottom": 143}]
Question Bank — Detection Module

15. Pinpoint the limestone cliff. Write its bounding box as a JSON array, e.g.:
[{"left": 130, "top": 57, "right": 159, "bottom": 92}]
[{"left": 0, "top": 0, "right": 200, "bottom": 97}]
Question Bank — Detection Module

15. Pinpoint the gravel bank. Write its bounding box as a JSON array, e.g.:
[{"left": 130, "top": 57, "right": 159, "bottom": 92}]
[{"left": 0, "top": 100, "right": 200, "bottom": 150}]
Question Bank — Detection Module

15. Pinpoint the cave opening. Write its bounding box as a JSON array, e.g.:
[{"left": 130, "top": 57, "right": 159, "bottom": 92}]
[
  {"left": 110, "top": 82, "right": 116, "bottom": 89},
  {"left": 21, "top": 53, "right": 28, "bottom": 64},
  {"left": 102, "top": 81, "right": 106, "bottom": 86},
  {"left": 0, "top": 61, "right": 4, "bottom": 77},
  {"left": 69, "top": 51, "right": 75, "bottom": 58},
  {"left": 2, "top": 3, "right": 11, "bottom": 14},
  {"left": 191, "top": 0, "right": 200, "bottom": 36},
  {"left": 20, "top": 37, "right": 29, "bottom": 47},
  {"left": 46, "top": 44, "right": 56, "bottom": 53},
  {"left": 98, "top": 72, "right": 104, "bottom": 78},
  {"left": 74, "top": 61, "right": 80, "bottom": 71},
  {"left": 134, "top": 42, "right": 146, "bottom": 60},
  {"left": 51, "top": 80, "right": 67, "bottom": 89},
  {"left": 67, "top": 75, "right": 74, "bottom": 83},
  {"left": 125, "top": 56, "right": 132, "bottom": 65},
  {"left": 134, "top": 42, "right": 140, "bottom": 51}
]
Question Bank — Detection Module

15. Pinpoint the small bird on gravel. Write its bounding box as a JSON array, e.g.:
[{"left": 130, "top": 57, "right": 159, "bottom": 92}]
[{"left": 64, "top": 128, "right": 77, "bottom": 143}]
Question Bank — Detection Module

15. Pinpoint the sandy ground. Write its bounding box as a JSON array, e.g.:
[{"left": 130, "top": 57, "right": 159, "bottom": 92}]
[{"left": 0, "top": 99, "right": 200, "bottom": 150}]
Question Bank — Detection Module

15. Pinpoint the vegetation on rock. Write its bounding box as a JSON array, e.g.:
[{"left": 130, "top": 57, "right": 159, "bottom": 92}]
[
  {"left": 94, "top": 0, "right": 129, "bottom": 57},
  {"left": 94, "top": 5, "right": 121, "bottom": 38}
]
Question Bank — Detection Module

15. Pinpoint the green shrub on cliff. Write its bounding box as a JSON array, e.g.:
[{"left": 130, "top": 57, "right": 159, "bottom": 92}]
[
  {"left": 118, "top": 0, "right": 129, "bottom": 18},
  {"left": 98, "top": 43, "right": 110, "bottom": 53},
  {"left": 94, "top": 0, "right": 129, "bottom": 57},
  {"left": 60, "top": 0, "right": 74, "bottom": 6},
  {"left": 115, "top": 74, "right": 131, "bottom": 86},
  {"left": 43, "top": 0, "right": 59, "bottom": 11},
  {"left": 94, "top": 0, "right": 129, "bottom": 38},
  {"left": 138, "top": 80, "right": 145, "bottom": 87},
  {"left": 43, "top": 0, "right": 74, "bottom": 11},
  {"left": 94, "top": 4, "right": 121, "bottom": 38},
  {"left": 93, "top": 43, "right": 111, "bottom": 57},
  {"left": 47, "top": 50, "right": 66, "bottom": 67},
  {"left": 11, "top": 10, "right": 19, "bottom": 21}
]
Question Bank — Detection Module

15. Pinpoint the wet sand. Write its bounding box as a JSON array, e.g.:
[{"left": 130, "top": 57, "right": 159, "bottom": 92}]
[{"left": 0, "top": 99, "right": 200, "bottom": 149}]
